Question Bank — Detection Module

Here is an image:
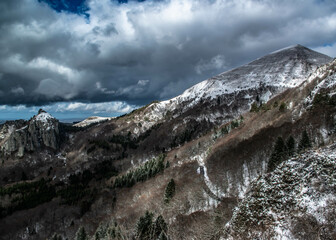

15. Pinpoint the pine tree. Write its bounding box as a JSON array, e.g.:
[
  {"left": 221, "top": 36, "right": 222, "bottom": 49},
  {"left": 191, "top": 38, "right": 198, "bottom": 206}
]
[
  {"left": 286, "top": 136, "right": 295, "bottom": 156},
  {"left": 136, "top": 211, "right": 154, "bottom": 240},
  {"left": 164, "top": 179, "right": 176, "bottom": 204},
  {"left": 268, "top": 137, "right": 286, "bottom": 172},
  {"left": 75, "top": 226, "right": 88, "bottom": 240},
  {"left": 298, "top": 130, "right": 311, "bottom": 151},
  {"left": 153, "top": 215, "right": 168, "bottom": 239}
]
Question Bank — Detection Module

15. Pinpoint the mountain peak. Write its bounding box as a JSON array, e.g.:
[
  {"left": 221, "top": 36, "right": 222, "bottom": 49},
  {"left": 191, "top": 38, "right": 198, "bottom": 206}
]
[
  {"left": 274, "top": 44, "right": 302, "bottom": 51},
  {"left": 253, "top": 44, "right": 331, "bottom": 66},
  {"left": 149, "top": 45, "right": 332, "bottom": 124},
  {"left": 34, "top": 109, "right": 55, "bottom": 123}
]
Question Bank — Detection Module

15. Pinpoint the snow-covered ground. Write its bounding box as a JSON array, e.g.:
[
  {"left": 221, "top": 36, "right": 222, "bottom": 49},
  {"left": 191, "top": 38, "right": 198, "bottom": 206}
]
[
  {"left": 225, "top": 144, "right": 336, "bottom": 239},
  {"left": 73, "top": 116, "right": 113, "bottom": 127},
  {"left": 35, "top": 112, "right": 55, "bottom": 123}
]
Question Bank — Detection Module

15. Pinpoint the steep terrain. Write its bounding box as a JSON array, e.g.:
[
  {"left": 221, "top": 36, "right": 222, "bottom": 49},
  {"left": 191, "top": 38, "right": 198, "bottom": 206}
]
[
  {"left": 225, "top": 145, "right": 336, "bottom": 239},
  {"left": 0, "top": 46, "right": 335, "bottom": 240},
  {"left": 0, "top": 109, "right": 60, "bottom": 157},
  {"left": 73, "top": 117, "right": 114, "bottom": 128}
]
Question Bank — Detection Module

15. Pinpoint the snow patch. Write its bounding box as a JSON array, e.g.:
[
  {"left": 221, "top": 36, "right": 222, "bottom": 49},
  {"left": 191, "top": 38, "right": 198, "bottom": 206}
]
[
  {"left": 74, "top": 116, "right": 113, "bottom": 127},
  {"left": 35, "top": 112, "right": 54, "bottom": 123}
]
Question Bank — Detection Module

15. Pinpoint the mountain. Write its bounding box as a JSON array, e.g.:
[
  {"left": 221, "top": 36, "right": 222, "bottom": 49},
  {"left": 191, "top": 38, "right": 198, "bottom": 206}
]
[
  {"left": 0, "top": 109, "right": 60, "bottom": 157},
  {"left": 142, "top": 44, "right": 331, "bottom": 123},
  {"left": 0, "top": 46, "right": 335, "bottom": 240}
]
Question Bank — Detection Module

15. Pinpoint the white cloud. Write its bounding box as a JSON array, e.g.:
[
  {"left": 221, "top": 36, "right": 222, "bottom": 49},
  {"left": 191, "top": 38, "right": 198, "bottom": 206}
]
[{"left": 58, "top": 101, "right": 136, "bottom": 114}]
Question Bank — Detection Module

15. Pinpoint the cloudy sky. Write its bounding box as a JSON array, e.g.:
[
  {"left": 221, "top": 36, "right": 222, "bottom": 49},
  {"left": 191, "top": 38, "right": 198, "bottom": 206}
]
[{"left": 0, "top": 0, "right": 336, "bottom": 121}]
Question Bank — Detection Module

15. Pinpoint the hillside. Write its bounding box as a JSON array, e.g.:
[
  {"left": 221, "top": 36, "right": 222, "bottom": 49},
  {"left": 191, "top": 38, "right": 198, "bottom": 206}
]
[{"left": 0, "top": 46, "right": 335, "bottom": 240}]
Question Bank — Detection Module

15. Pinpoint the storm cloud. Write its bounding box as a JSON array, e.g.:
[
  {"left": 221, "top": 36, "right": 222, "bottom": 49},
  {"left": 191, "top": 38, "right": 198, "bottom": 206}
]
[{"left": 1, "top": 0, "right": 336, "bottom": 116}]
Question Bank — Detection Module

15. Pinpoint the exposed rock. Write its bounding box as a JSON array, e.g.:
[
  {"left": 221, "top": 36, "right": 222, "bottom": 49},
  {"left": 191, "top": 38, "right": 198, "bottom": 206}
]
[{"left": 0, "top": 110, "right": 60, "bottom": 157}]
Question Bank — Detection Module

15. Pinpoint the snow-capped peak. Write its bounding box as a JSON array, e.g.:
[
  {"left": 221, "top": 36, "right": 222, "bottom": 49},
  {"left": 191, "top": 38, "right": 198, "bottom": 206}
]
[
  {"left": 143, "top": 45, "right": 332, "bottom": 123},
  {"left": 270, "top": 44, "right": 302, "bottom": 54},
  {"left": 34, "top": 109, "right": 55, "bottom": 123}
]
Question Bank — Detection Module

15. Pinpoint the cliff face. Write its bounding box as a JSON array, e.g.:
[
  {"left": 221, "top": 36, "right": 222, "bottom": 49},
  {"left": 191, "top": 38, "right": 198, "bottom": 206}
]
[{"left": 1, "top": 109, "right": 60, "bottom": 157}]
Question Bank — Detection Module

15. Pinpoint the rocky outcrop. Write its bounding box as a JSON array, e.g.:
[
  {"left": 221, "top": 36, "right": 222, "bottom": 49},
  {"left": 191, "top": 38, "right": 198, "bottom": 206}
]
[
  {"left": 0, "top": 109, "right": 60, "bottom": 157},
  {"left": 0, "top": 120, "right": 27, "bottom": 142}
]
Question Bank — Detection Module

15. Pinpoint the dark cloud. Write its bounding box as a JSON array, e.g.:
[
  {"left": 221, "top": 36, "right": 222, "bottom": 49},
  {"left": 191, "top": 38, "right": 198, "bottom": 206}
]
[{"left": 0, "top": 0, "right": 336, "bottom": 109}]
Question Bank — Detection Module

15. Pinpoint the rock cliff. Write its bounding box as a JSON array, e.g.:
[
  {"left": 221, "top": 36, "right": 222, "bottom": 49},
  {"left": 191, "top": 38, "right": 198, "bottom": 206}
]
[{"left": 0, "top": 109, "right": 60, "bottom": 157}]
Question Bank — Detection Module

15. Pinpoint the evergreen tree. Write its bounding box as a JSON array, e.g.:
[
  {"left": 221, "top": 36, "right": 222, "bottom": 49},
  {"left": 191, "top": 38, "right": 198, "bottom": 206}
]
[
  {"left": 136, "top": 211, "right": 154, "bottom": 240},
  {"left": 164, "top": 179, "right": 176, "bottom": 204},
  {"left": 298, "top": 130, "right": 311, "bottom": 151},
  {"left": 286, "top": 136, "right": 295, "bottom": 156},
  {"left": 153, "top": 215, "right": 167, "bottom": 238},
  {"left": 75, "top": 226, "right": 88, "bottom": 240},
  {"left": 268, "top": 137, "right": 286, "bottom": 172}
]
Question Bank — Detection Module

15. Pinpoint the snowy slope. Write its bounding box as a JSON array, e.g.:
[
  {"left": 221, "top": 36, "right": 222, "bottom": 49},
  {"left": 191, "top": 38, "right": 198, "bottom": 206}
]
[
  {"left": 225, "top": 144, "right": 336, "bottom": 239},
  {"left": 304, "top": 59, "right": 336, "bottom": 106},
  {"left": 145, "top": 45, "right": 331, "bottom": 122},
  {"left": 73, "top": 116, "right": 113, "bottom": 127},
  {"left": 34, "top": 112, "right": 54, "bottom": 123}
]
